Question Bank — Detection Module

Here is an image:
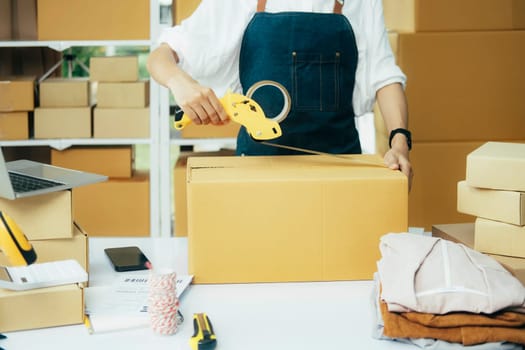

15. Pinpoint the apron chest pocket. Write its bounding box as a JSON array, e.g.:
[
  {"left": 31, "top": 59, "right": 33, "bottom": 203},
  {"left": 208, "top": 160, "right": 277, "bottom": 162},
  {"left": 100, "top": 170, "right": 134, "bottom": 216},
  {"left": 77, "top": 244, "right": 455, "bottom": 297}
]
[{"left": 292, "top": 51, "right": 341, "bottom": 112}]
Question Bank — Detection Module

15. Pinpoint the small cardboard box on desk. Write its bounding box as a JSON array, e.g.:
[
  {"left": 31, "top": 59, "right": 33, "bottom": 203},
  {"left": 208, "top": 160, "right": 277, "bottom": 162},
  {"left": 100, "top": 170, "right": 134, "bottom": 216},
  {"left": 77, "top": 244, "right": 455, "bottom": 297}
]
[{"left": 186, "top": 154, "right": 408, "bottom": 284}]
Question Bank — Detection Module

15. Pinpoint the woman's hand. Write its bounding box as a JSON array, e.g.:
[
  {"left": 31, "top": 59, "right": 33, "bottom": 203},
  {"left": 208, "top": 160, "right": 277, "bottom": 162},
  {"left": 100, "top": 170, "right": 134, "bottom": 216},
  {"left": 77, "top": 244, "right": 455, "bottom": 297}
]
[{"left": 383, "top": 138, "right": 413, "bottom": 192}]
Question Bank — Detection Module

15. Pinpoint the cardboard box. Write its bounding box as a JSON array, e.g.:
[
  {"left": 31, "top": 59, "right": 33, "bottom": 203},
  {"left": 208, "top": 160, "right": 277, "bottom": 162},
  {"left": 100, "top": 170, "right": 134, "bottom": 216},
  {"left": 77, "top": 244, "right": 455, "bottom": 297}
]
[
  {"left": 0, "top": 77, "right": 34, "bottom": 111},
  {"left": 0, "top": 190, "right": 73, "bottom": 240},
  {"left": 475, "top": 218, "right": 525, "bottom": 258},
  {"left": 0, "top": 284, "right": 83, "bottom": 332},
  {"left": 73, "top": 172, "right": 150, "bottom": 237},
  {"left": 408, "top": 141, "right": 482, "bottom": 231},
  {"left": 37, "top": 0, "right": 149, "bottom": 40},
  {"left": 396, "top": 31, "right": 525, "bottom": 142},
  {"left": 174, "top": 150, "right": 236, "bottom": 237},
  {"left": 34, "top": 107, "right": 92, "bottom": 139},
  {"left": 0, "top": 112, "right": 29, "bottom": 140},
  {"left": 457, "top": 180, "right": 525, "bottom": 226},
  {"left": 180, "top": 122, "right": 240, "bottom": 139},
  {"left": 466, "top": 142, "right": 525, "bottom": 192},
  {"left": 89, "top": 56, "right": 139, "bottom": 83},
  {"left": 39, "top": 78, "right": 94, "bottom": 107},
  {"left": 11, "top": 0, "right": 38, "bottom": 40},
  {"left": 0, "top": 0, "right": 11, "bottom": 40},
  {"left": 93, "top": 108, "right": 149, "bottom": 138},
  {"left": 51, "top": 146, "right": 134, "bottom": 178},
  {"left": 432, "top": 223, "right": 525, "bottom": 286},
  {"left": 383, "top": 0, "right": 525, "bottom": 32},
  {"left": 173, "top": 0, "right": 200, "bottom": 24},
  {"left": 96, "top": 81, "right": 149, "bottom": 108},
  {"left": 0, "top": 223, "right": 88, "bottom": 271},
  {"left": 187, "top": 154, "right": 408, "bottom": 283}
]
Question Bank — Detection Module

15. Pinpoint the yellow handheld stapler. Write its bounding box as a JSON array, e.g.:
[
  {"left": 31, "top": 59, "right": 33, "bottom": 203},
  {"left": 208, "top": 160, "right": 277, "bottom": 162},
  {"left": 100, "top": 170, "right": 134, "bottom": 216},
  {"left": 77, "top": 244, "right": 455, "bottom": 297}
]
[
  {"left": 190, "top": 313, "right": 217, "bottom": 350},
  {"left": 0, "top": 211, "right": 37, "bottom": 266}
]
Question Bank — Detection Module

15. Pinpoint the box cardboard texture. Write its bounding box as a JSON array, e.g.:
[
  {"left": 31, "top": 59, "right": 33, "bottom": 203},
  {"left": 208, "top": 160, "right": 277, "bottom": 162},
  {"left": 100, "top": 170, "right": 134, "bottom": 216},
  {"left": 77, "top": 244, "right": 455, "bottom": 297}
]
[
  {"left": 0, "top": 284, "right": 84, "bottom": 332},
  {"left": 34, "top": 107, "right": 92, "bottom": 139},
  {"left": 0, "top": 0, "right": 11, "bottom": 40},
  {"left": 93, "top": 108, "right": 149, "bottom": 138},
  {"left": 11, "top": 0, "right": 38, "bottom": 40},
  {"left": 0, "top": 223, "right": 88, "bottom": 271},
  {"left": 173, "top": 0, "right": 200, "bottom": 24},
  {"left": 73, "top": 172, "right": 150, "bottom": 237},
  {"left": 37, "top": 0, "right": 149, "bottom": 40},
  {"left": 39, "top": 78, "right": 94, "bottom": 107},
  {"left": 457, "top": 180, "right": 525, "bottom": 226},
  {"left": 475, "top": 218, "right": 525, "bottom": 258},
  {"left": 408, "top": 141, "right": 482, "bottom": 231},
  {"left": 432, "top": 223, "right": 525, "bottom": 286},
  {"left": 396, "top": 31, "right": 525, "bottom": 142},
  {"left": 382, "top": 0, "right": 525, "bottom": 32},
  {"left": 0, "top": 77, "right": 35, "bottom": 111},
  {"left": 174, "top": 150, "right": 236, "bottom": 237},
  {"left": 187, "top": 154, "right": 408, "bottom": 284},
  {"left": 0, "top": 190, "right": 73, "bottom": 240},
  {"left": 51, "top": 146, "right": 134, "bottom": 178},
  {"left": 96, "top": 81, "right": 149, "bottom": 108},
  {"left": 89, "top": 56, "right": 139, "bottom": 83},
  {"left": 0, "top": 112, "right": 29, "bottom": 140},
  {"left": 466, "top": 142, "right": 525, "bottom": 192}
]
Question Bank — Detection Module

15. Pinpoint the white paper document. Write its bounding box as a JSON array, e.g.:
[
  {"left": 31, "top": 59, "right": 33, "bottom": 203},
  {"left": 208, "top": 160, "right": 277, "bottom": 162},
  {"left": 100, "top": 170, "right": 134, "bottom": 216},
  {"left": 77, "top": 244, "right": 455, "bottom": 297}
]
[{"left": 85, "top": 274, "right": 193, "bottom": 333}]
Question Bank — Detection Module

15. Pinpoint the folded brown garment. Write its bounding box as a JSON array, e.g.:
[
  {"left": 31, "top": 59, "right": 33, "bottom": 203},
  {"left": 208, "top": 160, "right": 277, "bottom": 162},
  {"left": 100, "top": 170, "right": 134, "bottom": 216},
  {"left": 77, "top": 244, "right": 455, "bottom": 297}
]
[{"left": 380, "top": 299, "right": 525, "bottom": 346}]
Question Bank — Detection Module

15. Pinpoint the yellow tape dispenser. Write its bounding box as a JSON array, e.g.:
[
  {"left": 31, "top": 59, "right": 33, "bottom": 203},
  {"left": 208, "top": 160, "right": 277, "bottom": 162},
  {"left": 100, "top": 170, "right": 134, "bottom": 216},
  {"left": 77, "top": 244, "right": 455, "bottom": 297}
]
[
  {"left": 0, "top": 211, "right": 37, "bottom": 266},
  {"left": 190, "top": 313, "right": 217, "bottom": 350}
]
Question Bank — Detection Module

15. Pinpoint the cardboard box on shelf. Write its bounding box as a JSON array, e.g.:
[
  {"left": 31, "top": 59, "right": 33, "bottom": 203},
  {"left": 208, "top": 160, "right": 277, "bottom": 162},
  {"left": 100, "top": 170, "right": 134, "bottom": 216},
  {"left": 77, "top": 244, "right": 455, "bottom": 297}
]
[
  {"left": 39, "top": 78, "right": 94, "bottom": 107},
  {"left": 51, "top": 146, "right": 134, "bottom": 179},
  {"left": 0, "top": 112, "right": 29, "bottom": 140},
  {"left": 0, "top": 223, "right": 88, "bottom": 271},
  {"left": 96, "top": 81, "right": 149, "bottom": 108},
  {"left": 408, "top": 141, "right": 483, "bottom": 231},
  {"left": 180, "top": 122, "right": 240, "bottom": 139},
  {"left": 0, "top": 190, "right": 73, "bottom": 240},
  {"left": 174, "top": 150, "right": 236, "bottom": 237},
  {"left": 89, "top": 56, "right": 139, "bottom": 83},
  {"left": 432, "top": 223, "right": 525, "bottom": 286},
  {"left": 11, "top": 0, "right": 38, "bottom": 40},
  {"left": 173, "top": 0, "right": 200, "bottom": 24},
  {"left": 73, "top": 172, "right": 150, "bottom": 237},
  {"left": 34, "top": 107, "right": 92, "bottom": 139},
  {"left": 466, "top": 142, "right": 525, "bottom": 192},
  {"left": 395, "top": 31, "right": 525, "bottom": 142},
  {"left": 0, "top": 77, "right": 34, "bottom": 112},
  {"left": 0, "top": 0, "right": 11, "bottom": 40},
  {"left": 475, "top": 218, "right": 525, "bottom": 259},
  {"left": 382, "top": 0, "right": 525, "bottom": 32},
  {"left": 457, "top": 180, "right": 525, "bottom": 226},
  {"left": 0, "top": 284, "right": 84, "bottom": 332},
  {"left": 37, "top": 0, "right": 149, "bottom": 40},
  {"left": 93, "top": 108, "right": 149, "bottom": 139},
  {"left": 187, "top": 154, "right": 408, "bottom": 284}
]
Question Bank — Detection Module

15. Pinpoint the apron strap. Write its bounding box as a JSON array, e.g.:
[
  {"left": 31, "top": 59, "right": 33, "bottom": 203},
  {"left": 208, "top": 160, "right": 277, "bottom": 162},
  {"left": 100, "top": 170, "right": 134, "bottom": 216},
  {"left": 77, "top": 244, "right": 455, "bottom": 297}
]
[{"left": 256, "top": 0, "right": 343, "bottom": 14}]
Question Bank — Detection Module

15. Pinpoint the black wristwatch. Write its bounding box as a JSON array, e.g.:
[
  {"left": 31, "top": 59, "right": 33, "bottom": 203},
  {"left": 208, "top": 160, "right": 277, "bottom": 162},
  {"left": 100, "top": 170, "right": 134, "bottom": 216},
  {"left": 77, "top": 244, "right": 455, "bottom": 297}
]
[{"left": 389, "top": 128, "right": 412, "bottom": 151}]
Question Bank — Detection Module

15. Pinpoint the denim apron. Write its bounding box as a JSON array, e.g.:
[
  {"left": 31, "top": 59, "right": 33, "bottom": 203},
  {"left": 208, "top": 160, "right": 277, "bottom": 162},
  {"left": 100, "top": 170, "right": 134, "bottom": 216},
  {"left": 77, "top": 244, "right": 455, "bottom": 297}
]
[{"left": 236, "top": 0, "right": 361, "bottom": 155}]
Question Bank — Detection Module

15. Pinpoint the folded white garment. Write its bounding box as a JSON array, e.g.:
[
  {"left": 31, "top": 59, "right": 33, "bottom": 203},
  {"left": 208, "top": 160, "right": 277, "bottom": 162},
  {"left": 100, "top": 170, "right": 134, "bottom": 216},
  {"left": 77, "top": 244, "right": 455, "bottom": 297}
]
[{"left": 377, "top": 233, "right": 525, "bottom": 314}]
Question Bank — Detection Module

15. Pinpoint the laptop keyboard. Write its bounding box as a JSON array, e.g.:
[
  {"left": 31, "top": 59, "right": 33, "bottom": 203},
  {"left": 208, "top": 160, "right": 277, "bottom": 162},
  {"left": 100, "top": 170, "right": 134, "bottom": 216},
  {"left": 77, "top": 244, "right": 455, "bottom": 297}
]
[{"left": 9, "top": 172, "right": 64, "bottom": 193}]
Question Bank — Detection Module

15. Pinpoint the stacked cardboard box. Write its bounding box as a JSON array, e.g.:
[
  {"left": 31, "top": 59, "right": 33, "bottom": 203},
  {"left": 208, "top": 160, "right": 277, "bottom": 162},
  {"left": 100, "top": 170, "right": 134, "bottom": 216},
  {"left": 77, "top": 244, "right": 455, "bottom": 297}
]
[
  {"left": 0, "top": 0, "right": 37, "bottom": 40},
  {"left": 91, "top": 56, "right": 150, "bottom": 139},
  {"left": 457, "top": 142, "right": 525, "bottom": 261},
  {"left": 50, "top": 145, "right": 149, "bottom": 237},
  {"left": 34, "top": 78, "right": 94, "bottom": 138},
  {"left": 0, "top": 191, "right": 87, "bottom": 332},
  {"left": 0, "top": 77, "right": 34, "bottom": 140},
  {"left": 379, "top": 0, "right": 525, "bottom": 230}
]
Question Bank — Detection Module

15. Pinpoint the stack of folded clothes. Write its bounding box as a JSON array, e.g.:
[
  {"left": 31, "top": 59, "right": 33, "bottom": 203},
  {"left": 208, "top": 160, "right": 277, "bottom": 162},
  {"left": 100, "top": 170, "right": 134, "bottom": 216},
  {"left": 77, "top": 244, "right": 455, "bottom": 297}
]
[{"left": 372, "top": 233, "right": 525, "bottom": 349}]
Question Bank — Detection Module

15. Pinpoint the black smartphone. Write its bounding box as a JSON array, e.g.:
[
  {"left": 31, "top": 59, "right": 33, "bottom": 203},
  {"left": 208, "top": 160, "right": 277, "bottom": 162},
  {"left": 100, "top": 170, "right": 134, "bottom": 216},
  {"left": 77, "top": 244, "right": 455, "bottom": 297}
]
[{"left": 104, "top": 246, "right": 150, "bottom": 272}]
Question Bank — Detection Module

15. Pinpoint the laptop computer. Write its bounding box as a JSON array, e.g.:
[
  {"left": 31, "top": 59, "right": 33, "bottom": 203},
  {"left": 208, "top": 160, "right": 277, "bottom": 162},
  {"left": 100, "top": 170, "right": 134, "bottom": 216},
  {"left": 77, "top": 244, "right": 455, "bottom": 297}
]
[{"left": 0, "top": 146, "right": 108, "bottom": 200}]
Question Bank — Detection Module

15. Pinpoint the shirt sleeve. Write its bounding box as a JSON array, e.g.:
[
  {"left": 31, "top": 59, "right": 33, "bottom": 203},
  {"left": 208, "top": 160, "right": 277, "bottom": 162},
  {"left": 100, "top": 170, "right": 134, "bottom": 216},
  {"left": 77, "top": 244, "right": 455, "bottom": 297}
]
[{"left": 156, "top": 0, "right": 254, "bottom": 95}]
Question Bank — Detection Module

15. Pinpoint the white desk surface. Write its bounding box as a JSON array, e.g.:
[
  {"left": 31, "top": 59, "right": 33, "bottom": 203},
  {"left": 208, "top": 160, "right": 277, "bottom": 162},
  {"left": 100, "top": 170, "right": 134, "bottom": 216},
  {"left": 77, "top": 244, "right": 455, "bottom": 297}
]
[{"left": 3, "top": 237, "right": 416, "bottom": 350}]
